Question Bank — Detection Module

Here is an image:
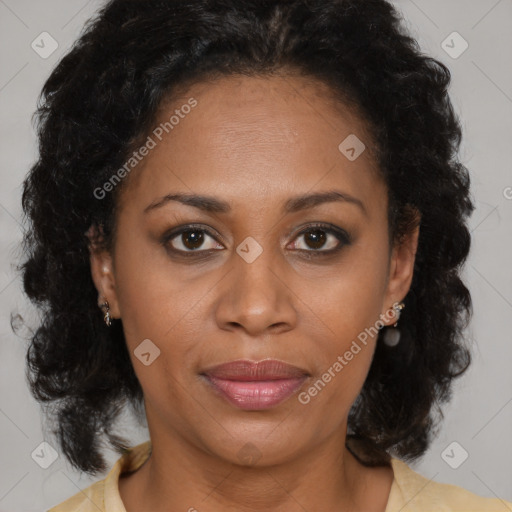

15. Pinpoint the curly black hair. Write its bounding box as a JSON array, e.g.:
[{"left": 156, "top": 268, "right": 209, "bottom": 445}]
[{"left": 18, "top": 0, "right": 474, "bottom": 475}]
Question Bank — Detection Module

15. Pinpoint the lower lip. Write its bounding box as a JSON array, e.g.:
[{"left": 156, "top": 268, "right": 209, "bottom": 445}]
[{"left": 203, "top": 375, "right": 307, "bottom": 410}]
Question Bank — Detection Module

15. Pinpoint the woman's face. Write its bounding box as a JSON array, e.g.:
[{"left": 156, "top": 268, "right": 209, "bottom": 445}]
[{"left": 90, "top": 73, "right": 419, "bottom": 466}]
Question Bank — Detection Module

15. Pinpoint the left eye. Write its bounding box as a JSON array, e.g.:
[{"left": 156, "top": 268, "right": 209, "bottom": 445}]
[{"left": 290, "top": 225, "right": 348, "bottom": 252}]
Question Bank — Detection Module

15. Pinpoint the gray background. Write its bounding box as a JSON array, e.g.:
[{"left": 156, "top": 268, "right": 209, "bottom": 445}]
[{"left": 1, "top": 0, "right": 511, "bottom": 510}]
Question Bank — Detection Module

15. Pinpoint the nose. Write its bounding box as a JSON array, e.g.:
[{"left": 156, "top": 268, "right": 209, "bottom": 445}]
[{"left": 214, "top": 246, "right": 298, "bottom": 337}]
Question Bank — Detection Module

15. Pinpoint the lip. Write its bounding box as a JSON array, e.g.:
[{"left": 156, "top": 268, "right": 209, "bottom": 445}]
[
  {"left": 201, "top": 359, "right": 309, "bottom": 410},
  {"left": 202, "top": 359, "right": 309, "bottom": 380}
]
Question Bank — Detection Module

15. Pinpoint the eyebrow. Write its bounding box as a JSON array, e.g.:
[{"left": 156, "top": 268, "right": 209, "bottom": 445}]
[{"left": 144, "top": 190, "right": 367, "bottom": 216}]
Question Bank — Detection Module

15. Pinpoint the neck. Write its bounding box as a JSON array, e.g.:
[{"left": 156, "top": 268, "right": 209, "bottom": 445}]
[{"left": 119, "top": 425, "right": 392, "bottom": 512}]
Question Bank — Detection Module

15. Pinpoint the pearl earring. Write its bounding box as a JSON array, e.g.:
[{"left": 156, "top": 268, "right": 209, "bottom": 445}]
[{"left": 382, "top": 301, "right": 405, "bottom": 347}]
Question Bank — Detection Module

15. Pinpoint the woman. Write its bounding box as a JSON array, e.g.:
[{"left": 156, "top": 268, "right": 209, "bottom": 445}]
[{"left": 19, "top": 0, "right": 511, "bottom": 510}]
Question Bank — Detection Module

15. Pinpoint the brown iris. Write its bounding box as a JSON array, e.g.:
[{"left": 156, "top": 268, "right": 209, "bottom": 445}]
[
  {"left": 303, "top": 229, "right": 327, "bottom": 250},
  {"left": 181, "top": 230, "right": 205, "bottom": 250}
]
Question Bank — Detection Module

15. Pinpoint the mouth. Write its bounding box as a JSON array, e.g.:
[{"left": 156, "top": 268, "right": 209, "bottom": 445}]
[{"left": 200, "top": 359, "right": 309, "bottom": 410}]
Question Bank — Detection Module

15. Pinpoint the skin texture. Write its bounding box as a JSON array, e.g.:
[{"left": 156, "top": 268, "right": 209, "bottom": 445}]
[{"left": 88, "top": 73, "right": 420, "bottom": 512}]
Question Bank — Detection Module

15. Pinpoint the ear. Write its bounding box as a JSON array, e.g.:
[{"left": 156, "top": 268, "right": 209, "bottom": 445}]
[
  {"left": 85, "top": 225, "right": 121, "bottom": 319},
  {"left": 381, "top": 208, "right": 421, "bottom": 325}
]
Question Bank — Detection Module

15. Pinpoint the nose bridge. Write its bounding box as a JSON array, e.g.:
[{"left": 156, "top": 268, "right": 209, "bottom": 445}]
[
  {"left": 236, "top": 235, "right": 278, "bottom": 294},
  {"left": 215, "top": 235, "right": 297, "bottom": 335}
]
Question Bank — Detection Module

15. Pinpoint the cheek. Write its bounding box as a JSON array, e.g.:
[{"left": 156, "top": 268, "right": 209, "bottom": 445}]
[
  {"left": 310, "top": 238, "right": 389, "bottom": 342},
  {"left": 112, "top": 223, "right": 198, "bottom": 342},
  {"left": 112, "top": 225, "right": 217, "bottom": 399},
  {"left": 298, "top": 237, "right": 389, "bottom": 398}
]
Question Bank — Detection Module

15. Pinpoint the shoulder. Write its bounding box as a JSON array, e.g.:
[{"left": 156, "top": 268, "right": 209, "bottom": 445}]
[
  {"left": 47, "top": 478, "right": 106, "bottom": 512},
  {"left": 387, "top": 457, "right": 512, "bottom": 512},
  {"left": 47, "top": 440, "right": 152, "bottom": 512}
]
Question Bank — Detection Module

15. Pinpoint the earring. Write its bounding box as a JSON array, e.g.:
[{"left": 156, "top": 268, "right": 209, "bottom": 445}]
[
  {"left": 99, "top": 300, "right": 112, "bottom": 326},
  {"left": 382, "top": 301, "right": 405, "bottom": 347}
]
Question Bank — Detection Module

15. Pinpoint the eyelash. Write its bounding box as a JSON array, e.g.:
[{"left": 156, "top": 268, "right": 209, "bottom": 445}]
[{"left": 161, "top": 222, "right": 351, "bottom": 259}]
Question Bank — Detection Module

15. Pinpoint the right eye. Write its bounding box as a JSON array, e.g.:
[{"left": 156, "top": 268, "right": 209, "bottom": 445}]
[{"left": 162, "top": 225, "right": 225, "bottom": 255}]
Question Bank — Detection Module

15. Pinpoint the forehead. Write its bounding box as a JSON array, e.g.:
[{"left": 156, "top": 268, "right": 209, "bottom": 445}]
[{"left": 117, "top": 73, "right": 385, "bottom": 215}]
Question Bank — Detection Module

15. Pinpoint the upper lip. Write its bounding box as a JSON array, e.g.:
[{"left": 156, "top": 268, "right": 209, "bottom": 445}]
[{"left": 201, "top": 359, "right": 309, "bottom": 381}]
